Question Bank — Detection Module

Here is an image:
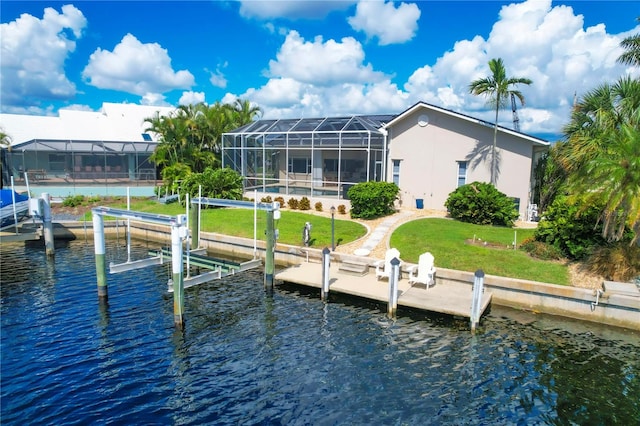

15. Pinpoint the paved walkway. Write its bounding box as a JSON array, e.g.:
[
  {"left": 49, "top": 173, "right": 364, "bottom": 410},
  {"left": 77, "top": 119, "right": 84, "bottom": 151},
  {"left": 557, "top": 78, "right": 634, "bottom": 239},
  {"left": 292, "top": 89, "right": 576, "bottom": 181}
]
[{"left": 352, "top": 210, "right": 413, "bottom": 257}]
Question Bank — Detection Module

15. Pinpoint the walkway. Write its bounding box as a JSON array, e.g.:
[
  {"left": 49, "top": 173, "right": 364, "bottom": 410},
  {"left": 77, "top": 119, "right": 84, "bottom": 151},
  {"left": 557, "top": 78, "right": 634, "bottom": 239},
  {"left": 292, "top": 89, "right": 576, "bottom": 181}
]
[{"left": 351, "top": 210, "right": 413, "bottom": 257}]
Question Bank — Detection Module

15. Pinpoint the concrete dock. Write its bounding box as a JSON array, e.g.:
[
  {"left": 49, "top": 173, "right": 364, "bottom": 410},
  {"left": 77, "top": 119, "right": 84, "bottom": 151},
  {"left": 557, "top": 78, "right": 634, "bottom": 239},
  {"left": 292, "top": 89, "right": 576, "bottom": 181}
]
[{"left": 275, "top": 262, "right": 492, "bottom": 320}]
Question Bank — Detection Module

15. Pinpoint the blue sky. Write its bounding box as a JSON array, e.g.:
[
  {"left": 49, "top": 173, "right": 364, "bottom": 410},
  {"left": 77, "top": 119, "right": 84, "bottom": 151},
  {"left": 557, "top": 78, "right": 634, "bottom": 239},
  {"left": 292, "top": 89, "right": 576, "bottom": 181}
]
[{"left": 1, "top": 0, "right": 638, "bottom": 140}]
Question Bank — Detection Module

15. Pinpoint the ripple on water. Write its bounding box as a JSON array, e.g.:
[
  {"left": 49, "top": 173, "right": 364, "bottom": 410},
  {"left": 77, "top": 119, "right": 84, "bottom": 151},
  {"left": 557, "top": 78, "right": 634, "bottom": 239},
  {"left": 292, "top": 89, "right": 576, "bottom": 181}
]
[{"left": 1, "top": 240, "right": 639, "bottom": 425}]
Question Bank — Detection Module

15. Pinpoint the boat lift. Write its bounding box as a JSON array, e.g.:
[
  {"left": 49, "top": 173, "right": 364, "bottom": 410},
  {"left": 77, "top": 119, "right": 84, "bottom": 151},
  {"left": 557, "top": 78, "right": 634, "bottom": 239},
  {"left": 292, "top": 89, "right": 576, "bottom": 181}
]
[{"left": 91, "top": 196, "right": 280, "bottom": 327}]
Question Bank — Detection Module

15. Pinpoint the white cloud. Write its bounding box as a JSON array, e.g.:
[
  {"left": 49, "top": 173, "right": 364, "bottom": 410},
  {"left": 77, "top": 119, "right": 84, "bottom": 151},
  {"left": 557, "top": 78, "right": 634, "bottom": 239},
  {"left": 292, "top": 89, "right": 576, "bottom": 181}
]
[
  {"left": 348, "top": 0, "right": 420, "bottom": 45},
  {"left": 141, "top": 93, "right": 170, "bottom": 106},
  {"left": 237, "top": 0, "right": 355, "bottom": 20},
  {"left": 82, "top": 33, "right": 195, "bottom": 97},
  {"left": 0, "top": 5, "right": 87, "bottom": 110},
  {"left": 267, "top": 31, "right": 384, "bottom": 86},
  {"left": 208, "top": 63, "right": 228, "bottom": 89},
  {"left": 179, "top": 91, "right": 206, "bottom": 105}
]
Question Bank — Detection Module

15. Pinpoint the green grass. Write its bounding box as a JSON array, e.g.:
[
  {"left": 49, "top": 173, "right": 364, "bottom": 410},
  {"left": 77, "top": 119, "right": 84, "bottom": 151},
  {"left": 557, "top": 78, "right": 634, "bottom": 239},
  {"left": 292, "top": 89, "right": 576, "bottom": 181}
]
[
  {"left": 94, "top": 199, "right": 367, "bottom": 248},
  {"left": 390, "top": 218, "right": 570, "bottom": 285},
  {"left": 88, "top": 198, "right": 569, "bottom": 284}
]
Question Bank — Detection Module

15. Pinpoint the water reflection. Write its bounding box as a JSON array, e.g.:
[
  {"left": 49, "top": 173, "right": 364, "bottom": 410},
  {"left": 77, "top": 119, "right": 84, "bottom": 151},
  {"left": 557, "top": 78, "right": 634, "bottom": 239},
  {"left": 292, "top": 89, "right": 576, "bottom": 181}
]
[{"left": 1, "top": 239, "right": 638, "bottom": 425}]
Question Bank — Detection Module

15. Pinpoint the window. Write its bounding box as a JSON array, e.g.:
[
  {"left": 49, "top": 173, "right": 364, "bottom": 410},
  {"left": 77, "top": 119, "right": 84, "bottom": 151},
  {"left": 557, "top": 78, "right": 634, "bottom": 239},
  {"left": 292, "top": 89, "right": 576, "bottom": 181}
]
[
  {"left": 392, "top": 159, "right": 401, "bottom": 186},
  {"left": 141, "top": 133, "right": 153, "bottom": 141},
  {"left": 457, "top": 161, "right": 467, "bottom": 187},
  {"left": 288, "top": 157, "right": 311, "bottom": 173}
]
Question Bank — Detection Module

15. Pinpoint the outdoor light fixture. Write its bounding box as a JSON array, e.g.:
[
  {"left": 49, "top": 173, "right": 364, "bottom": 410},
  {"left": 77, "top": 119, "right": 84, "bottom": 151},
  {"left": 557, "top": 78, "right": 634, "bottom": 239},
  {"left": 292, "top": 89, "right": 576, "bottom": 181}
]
[{"left": 330, "top": 206, "right": 336, "bottom": 251}]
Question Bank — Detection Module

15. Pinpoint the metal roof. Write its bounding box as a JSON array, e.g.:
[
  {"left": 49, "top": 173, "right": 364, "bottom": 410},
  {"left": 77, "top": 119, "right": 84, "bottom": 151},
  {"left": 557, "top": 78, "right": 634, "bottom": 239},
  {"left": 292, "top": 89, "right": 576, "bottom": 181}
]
[{"left": 224, "top": 114, "right": 396, "bottom": 135}]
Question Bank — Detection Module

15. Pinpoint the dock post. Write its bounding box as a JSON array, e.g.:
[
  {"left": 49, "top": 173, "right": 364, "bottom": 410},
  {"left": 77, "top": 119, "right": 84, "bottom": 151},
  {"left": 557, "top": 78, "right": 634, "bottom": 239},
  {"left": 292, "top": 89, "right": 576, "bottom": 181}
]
[
  {"left": 42, "top": 193, "right": 55, "bottom": 258},
  {"left": 388, "top": 257, "right": 400, "bottom": 317},
  {"left": 471, "top": 269, "right": 485, "bottom": 332},
  {"left": 92, "top": 212, "right": 108, "bottom": 300},
  {"left": 321, "top": 247, "right": 330, "bottom": 301},
  {"left": 171, "top": 218, "right": 186, "bottom": 327},
  {"left": 264, "top": 206, "right": 275, "bottom": 290},
  {"left": 190, "top": 193, "right": 200, "bottom": 249}
]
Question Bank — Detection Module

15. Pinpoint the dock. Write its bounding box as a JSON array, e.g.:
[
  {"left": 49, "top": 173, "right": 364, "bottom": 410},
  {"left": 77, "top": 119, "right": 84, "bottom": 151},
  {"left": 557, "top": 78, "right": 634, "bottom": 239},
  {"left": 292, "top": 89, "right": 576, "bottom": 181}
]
[{"left": 275, "top": 262, "right": 492, "bottom": 320}]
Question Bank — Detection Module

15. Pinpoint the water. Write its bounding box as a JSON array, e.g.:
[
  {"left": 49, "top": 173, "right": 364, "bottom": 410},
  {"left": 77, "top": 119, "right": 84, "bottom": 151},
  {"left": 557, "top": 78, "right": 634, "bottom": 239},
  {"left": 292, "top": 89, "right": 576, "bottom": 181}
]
[{"left": 1, "top": 239, "right": 639, "bottom": 425}]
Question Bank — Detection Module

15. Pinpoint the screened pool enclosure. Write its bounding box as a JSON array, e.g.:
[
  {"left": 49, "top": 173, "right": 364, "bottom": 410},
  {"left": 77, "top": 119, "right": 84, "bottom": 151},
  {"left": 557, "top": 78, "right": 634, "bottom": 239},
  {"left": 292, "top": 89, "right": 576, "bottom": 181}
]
[{"left": 222, "top": 115, "right": 395, "bottom": 199}]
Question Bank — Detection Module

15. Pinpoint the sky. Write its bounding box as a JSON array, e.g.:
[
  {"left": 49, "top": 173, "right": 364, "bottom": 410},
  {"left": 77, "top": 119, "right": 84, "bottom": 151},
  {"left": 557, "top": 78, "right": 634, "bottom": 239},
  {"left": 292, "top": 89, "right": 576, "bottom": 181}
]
[{"left": 1, "top": 0, "right": 638, "bottom": 140}]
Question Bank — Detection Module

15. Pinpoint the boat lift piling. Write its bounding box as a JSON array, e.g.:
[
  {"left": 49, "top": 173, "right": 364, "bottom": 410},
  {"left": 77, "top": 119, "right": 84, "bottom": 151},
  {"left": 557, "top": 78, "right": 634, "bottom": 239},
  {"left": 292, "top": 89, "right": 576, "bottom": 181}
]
[
  {"left": 191, "top": 197, "right": 280, "bottom": 291},
  {"left": 91, "top": 206, "right": 188, "bottom": 326}
]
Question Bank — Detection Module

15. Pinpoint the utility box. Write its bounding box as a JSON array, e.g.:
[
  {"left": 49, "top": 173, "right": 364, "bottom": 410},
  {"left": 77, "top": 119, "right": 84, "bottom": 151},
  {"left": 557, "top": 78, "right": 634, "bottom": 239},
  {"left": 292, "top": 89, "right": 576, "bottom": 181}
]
[
  {"left": 29, "top": 198, "right": 44, "bottom": 217},
  {"left": 416, "top": 199, "right": 424, "bottom": 209}
]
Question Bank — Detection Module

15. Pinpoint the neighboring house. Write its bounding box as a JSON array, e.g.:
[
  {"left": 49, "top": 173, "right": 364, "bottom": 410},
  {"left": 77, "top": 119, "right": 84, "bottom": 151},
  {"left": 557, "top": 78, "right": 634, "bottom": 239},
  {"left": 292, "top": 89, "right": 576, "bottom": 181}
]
[
  {"left": 0, "top": 103, "right": 174, "bottom": 185},
  {"left": 383, "top": 102, "right": 549, "bottom": 219}
]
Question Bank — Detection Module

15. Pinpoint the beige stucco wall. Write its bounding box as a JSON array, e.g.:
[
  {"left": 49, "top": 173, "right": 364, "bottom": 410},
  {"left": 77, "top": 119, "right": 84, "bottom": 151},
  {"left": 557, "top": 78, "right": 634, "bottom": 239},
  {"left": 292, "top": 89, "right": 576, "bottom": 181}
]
[{"left": 387, "top": 107, "right": 540, "bottom": 219}]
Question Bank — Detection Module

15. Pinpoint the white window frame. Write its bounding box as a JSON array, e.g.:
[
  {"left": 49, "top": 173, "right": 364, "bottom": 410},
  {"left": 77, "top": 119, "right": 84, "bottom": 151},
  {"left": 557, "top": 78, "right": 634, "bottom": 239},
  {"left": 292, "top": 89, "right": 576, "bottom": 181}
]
[
  {"left": 392, "top": 159, "right": 401, "bottom": 186},
  {"left": 457, "top": 161, "right": 467, "bottom": 187}
]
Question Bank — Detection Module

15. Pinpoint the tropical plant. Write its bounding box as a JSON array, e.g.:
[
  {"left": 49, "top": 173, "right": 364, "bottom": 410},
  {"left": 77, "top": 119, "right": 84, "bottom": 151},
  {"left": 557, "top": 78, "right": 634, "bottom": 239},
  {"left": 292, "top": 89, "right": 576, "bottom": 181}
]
[
  {"left": 468, "top": 58, "right": 533, "bottom": 184},
  {"left": 559, "top": 76, "right": 640, "bottom": 245},
  {"left": 348, "top": 181, "right": 399, "bottom": 219},
  {"left": 535, "top": 195, "right": 606, "bottom": 260},
  {"left": 181, "top": 167, "right": 244, "bottom": 201},
  {"left": 617, "top": 17, "right": 640, "bottom": 66},
  {"left": 445, "top": 181, "right": 519, "bottom": 227},
  {"left": 0, "top": 128, "right": 12, "bottom": 189},
  {"left": 145, "top": 99, "right": 262, "bottom": 175}
]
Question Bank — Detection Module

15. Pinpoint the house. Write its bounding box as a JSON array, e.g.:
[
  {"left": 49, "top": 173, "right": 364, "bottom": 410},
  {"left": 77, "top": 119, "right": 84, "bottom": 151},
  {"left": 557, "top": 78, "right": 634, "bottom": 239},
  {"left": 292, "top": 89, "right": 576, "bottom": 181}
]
[
  {"left": 383, "top": 102, "right": 549, "bottom": 218},
  {"left": 222, "top": 101, "right": 548, "bottom": 219},
  {"left": 0, "top": 103, "right": 174, "bottom": 187}
]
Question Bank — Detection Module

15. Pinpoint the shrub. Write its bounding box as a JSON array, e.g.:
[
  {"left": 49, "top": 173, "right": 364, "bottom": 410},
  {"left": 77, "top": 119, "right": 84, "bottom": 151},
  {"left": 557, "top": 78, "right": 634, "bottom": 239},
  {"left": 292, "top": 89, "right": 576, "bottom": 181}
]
[
  {"left": 348, "top": 181, "right": 399, "bottom": 219},
  {"left": 445, "top": 182, "right": 519, "bottom": 227},
  {"left": 181, "top": 167, "right": 244, "bottom": 202},
  {"left": 274, "top": 196, "right": 285, "bottom": 208},
  {"left": 587, "top": 243, "right": 640, "bottom": 282},
  {"left": 288, "top": 198, "right": 299, "bottom": 209},
  {"left": 159, "top": 163, "right": 191, "bottom": 196},
  {"left": 520, "top": 237, "right": 564, "bottom": 260},
  {"left": 337, "top": 205, "right": 346, "bottom": 214},
  {"left": 260, "top": 196, "right": 273, "bottom": 203},
  {"left": 535, "top": 195, "right": 605, "bottom": 260},
  {"left": 314, "top": 202, "right": 323, "bottom": 212},
  {"left": 62, "top": 195, "right": 85, "bottom": 207},
  {"left": 299, "top": 196, "right": 311, "bottom": 210}
]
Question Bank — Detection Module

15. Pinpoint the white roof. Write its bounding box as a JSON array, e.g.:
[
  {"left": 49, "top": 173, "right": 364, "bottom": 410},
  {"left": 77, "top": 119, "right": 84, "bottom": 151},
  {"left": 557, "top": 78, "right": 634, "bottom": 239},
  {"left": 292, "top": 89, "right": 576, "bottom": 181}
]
[{"left": 0, "top": 103, "right": 175, "bottom": 146}]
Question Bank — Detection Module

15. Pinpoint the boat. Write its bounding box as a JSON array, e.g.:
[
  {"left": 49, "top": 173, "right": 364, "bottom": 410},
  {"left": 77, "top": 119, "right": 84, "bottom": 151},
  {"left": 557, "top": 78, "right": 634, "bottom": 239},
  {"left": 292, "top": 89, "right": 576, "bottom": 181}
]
[{"left": 0, "top": 189, "right": 30, "bottom": 230}]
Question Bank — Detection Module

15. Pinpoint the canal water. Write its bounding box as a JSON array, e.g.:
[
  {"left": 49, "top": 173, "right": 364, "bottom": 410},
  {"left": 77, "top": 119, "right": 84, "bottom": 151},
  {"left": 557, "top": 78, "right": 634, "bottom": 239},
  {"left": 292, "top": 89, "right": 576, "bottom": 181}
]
[{"left": 1, "top": 239, "right": 639, "bottom": 425}]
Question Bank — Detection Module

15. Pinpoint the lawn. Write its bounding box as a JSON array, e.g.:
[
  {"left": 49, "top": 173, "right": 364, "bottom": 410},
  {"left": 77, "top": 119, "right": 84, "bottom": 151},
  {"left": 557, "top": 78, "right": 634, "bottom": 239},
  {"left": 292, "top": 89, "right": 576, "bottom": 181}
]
[
  {"left": 390, "top": 218, "right": 570, "bottom": 285},
  {"left": 84, "top": 198, "right": 569, "bottom": 285}
]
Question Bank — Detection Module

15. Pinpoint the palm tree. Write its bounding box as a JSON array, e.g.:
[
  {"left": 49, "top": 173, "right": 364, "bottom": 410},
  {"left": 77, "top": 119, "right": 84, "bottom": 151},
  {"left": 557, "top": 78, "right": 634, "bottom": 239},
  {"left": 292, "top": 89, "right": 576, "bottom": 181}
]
[
  {"left": 0, "top": 129, "right": 12, "bottom": 189},
  {"left": 469, "top": 58, "right": 533, "bottom": 185},
  {"left": 617, "top": 17, "right": 640, "bottom": 66},
  {"left": 561, "top": 76, "right": 640, "bottom": 244}
]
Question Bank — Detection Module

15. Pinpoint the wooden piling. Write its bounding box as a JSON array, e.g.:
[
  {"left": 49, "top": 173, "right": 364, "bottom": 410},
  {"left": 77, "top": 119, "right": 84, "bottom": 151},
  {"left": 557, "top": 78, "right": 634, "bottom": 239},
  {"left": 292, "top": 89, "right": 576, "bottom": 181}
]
[
  {"left": 42, "top": 193, "right": 55, "bottom": 258},
  {"left": 171, "top": 223, "right": 185, "bottom": 327},
  {"left": 264, "top": 207, "right": 275, "bottom": 290},
  {"left": 321, "top": 247, "right": 330, "bottom": 301},
  {"left": 388, "top": 257, "right": 400, "bottom": 317}
]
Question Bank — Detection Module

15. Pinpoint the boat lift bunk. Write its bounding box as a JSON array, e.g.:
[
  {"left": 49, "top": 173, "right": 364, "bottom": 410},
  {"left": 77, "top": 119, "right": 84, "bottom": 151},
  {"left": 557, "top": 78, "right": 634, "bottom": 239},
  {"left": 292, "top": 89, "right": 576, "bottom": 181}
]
[{"left": 102, "top": 194, "right": 273, "bottom": 291}]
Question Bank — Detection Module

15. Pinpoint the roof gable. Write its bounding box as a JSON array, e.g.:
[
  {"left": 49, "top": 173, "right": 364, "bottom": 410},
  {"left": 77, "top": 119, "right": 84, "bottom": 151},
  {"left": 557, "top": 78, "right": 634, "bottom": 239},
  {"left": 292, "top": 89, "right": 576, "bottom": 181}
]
[{"left": 383, "top": 101, "right": 549, "bottom": 146}]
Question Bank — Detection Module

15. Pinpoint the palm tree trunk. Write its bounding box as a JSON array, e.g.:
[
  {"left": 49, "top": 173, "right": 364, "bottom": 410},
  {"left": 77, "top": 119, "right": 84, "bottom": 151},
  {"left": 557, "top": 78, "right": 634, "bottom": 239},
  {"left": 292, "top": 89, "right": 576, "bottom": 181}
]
[{"left": 492, "top": 103, "right": 499, "bottom": 185}]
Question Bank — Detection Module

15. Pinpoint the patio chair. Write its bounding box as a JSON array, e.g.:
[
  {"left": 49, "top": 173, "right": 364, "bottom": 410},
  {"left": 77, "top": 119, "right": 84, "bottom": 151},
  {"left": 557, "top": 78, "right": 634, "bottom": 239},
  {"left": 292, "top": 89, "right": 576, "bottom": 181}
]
[
  {"left": 408, "top": 252, "right": 436, "bottom": 289},
  {"left": 375, "top": 248, "right": 401, "bottom": 281}
]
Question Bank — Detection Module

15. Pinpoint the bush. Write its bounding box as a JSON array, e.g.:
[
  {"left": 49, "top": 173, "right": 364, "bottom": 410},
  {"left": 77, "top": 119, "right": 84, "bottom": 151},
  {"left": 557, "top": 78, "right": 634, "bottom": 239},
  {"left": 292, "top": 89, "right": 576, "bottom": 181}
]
[
  {"left": 288, "top": 198, "right": 299, "bottom": 209},
  {"left": 520, "top": 237, "right": 564, "bottom": 260},
  {"left": 260, "top": 196, "right": 273, "bottom": 203},
  {"left": 338, "top": 205, "right": 346, "bottom": 215},
  {"left": 274, "top": 196, "right": 285, "bottom": 208},
  {"left": 587, "top": 243, "right": 640, "bottom": 282},
  {"left": 62, "top": 195, "right": 85, "bottom": 207},
  {"left": 299, "top": 196, "right": 311, "bottom": 210},
  {"left": 181, "top": 167, "right": 244, "bottom": 202},
  {"left": 348, "top": 182, "right": 399, "bottom": 219},
  {"left": 535, "top": 195, "right": 605, "bottom": 260},
  {"left": 159, "top": 163, "right": 191, "bottom": 196},
  {"left": 445, "top": 182, "right": 519, "bottom": 227},
  {"left": 314, "top": 202, "right": 323, "bottom": 212}
]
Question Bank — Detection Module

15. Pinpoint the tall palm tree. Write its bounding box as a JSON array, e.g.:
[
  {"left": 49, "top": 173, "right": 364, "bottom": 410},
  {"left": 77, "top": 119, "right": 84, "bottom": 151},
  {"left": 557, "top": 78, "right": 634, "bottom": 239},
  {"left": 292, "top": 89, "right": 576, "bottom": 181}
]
[
  {"left": 561, "top": 76, "right": 640, "bottom": 244},
  {"left": 469, "top": 58, "right": 533, "bottom": 184},
  {"left": 617, "top": 17, "right": 640, "bottom": 66}
]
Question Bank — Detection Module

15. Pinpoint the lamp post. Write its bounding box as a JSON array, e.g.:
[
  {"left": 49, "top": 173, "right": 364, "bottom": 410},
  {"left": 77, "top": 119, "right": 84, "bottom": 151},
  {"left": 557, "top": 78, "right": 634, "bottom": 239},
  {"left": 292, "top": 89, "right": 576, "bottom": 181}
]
[{"left": 330, "top": 206, "right": 336, "bottom": 251}]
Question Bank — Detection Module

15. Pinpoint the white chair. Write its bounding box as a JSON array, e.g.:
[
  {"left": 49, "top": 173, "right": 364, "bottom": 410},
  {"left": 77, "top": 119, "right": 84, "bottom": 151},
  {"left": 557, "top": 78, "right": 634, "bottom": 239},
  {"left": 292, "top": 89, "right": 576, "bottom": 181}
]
[
  {"left": 408, "top": 252, "right": 436, "bottom": 289},
  {"left": 375, "top": 248, "right": 401, "bottom": 281}
]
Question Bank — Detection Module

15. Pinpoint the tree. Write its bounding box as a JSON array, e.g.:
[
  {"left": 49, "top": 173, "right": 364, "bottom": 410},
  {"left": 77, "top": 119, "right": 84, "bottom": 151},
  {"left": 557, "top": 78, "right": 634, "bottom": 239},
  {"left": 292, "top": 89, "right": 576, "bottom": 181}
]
[
  {"left": 560, "top": 76, "right": 640, "bottom": 245},
  {"left": 469, "top": 58, "right": 533, "bottom": 185},
  {"left": 617, "top": 17, "right": 640, "bottom": 66}
]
